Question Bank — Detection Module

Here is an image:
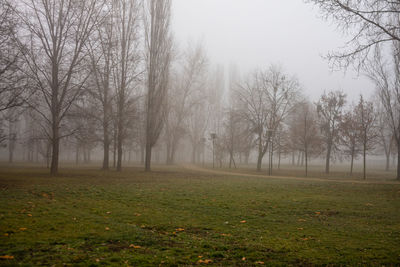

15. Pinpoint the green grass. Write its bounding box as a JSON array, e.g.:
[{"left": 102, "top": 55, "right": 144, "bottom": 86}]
[{"left": 0, "top": 165, "right": 399, "bottom": 266}]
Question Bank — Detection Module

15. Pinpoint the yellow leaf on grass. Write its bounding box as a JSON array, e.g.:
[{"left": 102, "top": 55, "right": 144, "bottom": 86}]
[
  {"left": 198, "top": 259, "right": 212, "bottom": 264},
  {"left": 175, "top": 228, "right": 185, "bottom": 232},
  {"left": 242, "top": 257, "right": 246, "bottom": 261},
  {"left": 129, "top": 244, "right": 141, "bottom": 249},
  {"left": 105, "top": 227, "right": 110, "bottom": 231},
  {"left": 240, "top": 220, "right": 246, "bottom": 223},
  {"left": 302, "top": 237, "right": 309, "bottom": 241},
  {"left": 19, "top": 228, "right": 27, "bottom": 231},
  {"left": 0, "top": 255, "right": 14, "bottom": 260},
  {"left": 315, "top": 212, "right": 321, "bottom": 215},
  {"left": 27, "top": 214, "right": 32, "bottom": 217},
  {"left": 4, "top": 233, "right": 9, "bottom": 237}
]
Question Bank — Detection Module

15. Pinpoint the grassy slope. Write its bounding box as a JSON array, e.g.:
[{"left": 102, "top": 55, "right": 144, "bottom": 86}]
[{"left": 0, "top": 166, "right": 399, "bottom": 266}]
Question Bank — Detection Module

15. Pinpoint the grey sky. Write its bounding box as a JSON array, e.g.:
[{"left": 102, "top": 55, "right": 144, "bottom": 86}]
[{"left": 171, "top": 0, "right": 374, "bottom": 103}]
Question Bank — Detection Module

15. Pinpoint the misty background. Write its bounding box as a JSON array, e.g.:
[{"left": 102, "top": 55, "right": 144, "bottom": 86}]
[{"left": 172, "top": 0, "right": 373, "bottom": 101}]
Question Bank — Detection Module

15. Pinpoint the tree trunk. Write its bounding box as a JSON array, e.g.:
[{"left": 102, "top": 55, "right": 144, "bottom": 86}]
[
  {"left": 145, "top": 141, "right": 152, "bottom": 172},
  {"left": 116, "top": 134, "right": 123, "bottom": 171},
  {"left": 397, "top": 142, "right": 400, "bottom": 180},
  {"left": 140, "top": 144, "right": 145, "bottom": 165},
  {"left": 191, "top": 144, "right": 197, "bottom": 164},
  {"left": 292, "top": 151, "right": 295, "bottom": 165},
  {"left": 50, "top": 121, "right": 59, "bottom": 175},
  {"left": 350, "top": 152, "right": 354, "bottom": 176},
  {"left": 300, "top": 151, "right": 304, "bottom": 166},
  {"left": 75, "top": 145, "right": 79, "bottom": 165},
  {"left": 166, "top": 141, "right": 171, "bottom": 164},
  {"left": 305, "top": 150, "right": 308, "bottom": 177},
  {"left": 278, "top": 149, "right": 281, "bottom": 169},
  {"left": 256, "top": 152, "right": 263, "bottom": 171},
  {"left": 363, "top": 142, "right": 366, "bottom": 180},
  {"left": 102, "top": 125, "right": 109, "bottom": 170},
  {"left": 385, "top": 152, "right": 390, "bottom": 171},
  {"left": 325, "top": 142, "right": 331, "bottom": 174}
]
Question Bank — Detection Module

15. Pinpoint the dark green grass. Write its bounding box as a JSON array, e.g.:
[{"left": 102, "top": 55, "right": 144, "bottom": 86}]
[{"left": 0, "top": 166, "right": 399, "bottom": 266}]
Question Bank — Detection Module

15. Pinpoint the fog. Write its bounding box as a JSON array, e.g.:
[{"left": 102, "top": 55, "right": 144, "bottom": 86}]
[
  {"left": 0, "top": 0, "right": 398, "bottom": 180},
  {"left": 172, "top": 0, "right": 374, "bottom": 102}
]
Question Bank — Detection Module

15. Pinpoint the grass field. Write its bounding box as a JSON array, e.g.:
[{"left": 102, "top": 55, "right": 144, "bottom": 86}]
[{"left": 0, "top": 165, "right": 400, "bottom": 266}]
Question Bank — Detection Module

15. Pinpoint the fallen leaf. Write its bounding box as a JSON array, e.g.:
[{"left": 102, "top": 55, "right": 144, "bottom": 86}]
[
  {"left": 301, "top": 238, "right": 309, "bottom": 241},
  {"left": 27, "top": 214, "right": 32, "bottom": 217},
  {"left": 19, "top": 228, "right": 27, "bottom": 231},
  {"left": 95, "top": 259, "right": 100, "bottom": 262},
  {"left": 106, "top": 211, "right": 111, "bottom": 214},
  {"left": 0, "top": 255, "right": 14, "bottom": 260},
  {"left": 298, "top": 219, "right": 306, "bottom": 222},
  {"left": 134, "top": 213, "right": 141, "bottom": 216},
  {"left": 197, "top": 259, "right": 212, "bottom": 264},
  {"left": 255, "top": 261, "right": 264, "bottom": 264},
  {"left": 105, "top": 227, "right": 110, "bottom": 231},
  {"left": 198, "top": 255, "right": 203, "bottom": 258},
  {"left": 242, "top": 257, "right": 246, "bottom": 261},
  {"left": 315, "top": 212, "right": 321, "bottom": 215},
  {"left": 4, "top": 233, "right": 8, "bottom": 237},
  {"left": 240, "top": 220, "right": 246, "bottom": 223},
  {"left": 175, "top": 228, "right": 185, "bottom": 232},
  {"left": 129, "top": 244, "right": 141, "bottom": 249}
]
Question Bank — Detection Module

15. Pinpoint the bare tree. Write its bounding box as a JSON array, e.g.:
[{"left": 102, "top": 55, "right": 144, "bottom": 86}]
[
  {"left": 339, "top": 108, "right": 361, "bottom": 175},
  {"left": 308, "top": 0, "right": 400, "bottom": 68},
  {"left": 316, "top": 90, "right": 346, "bottom": 174},
  {"left": 364, "top": 44, "right": 400, "bottom": 180},
  {"left": 165, "top": 41, "right": 207, "bottom": 164},
  {"left": 375, "top": 100, "right": 394, "bottom": 171},
  {"left": 144, "top": 0, "right": 172, "bottom": 171},
  {"left": 86, "top": 8, "right": 115, "bottom": 170},
  {"left": 112, "top": 0, "right": 142, "bottom": 172},
  {"left": 354, "top": 95, "right": 378, "bottom": 179},
  {"left": 16, "top": 0, "right": 106, "bottom": 175},
  {"left": 238, "top": 66, "right": 299, "bottom": 171},
  {"left": 290, "top": 101, "right": 321, "bottom": 177},
  {"left": 0, "top": 0, "right": 26, "bottom": 112}
]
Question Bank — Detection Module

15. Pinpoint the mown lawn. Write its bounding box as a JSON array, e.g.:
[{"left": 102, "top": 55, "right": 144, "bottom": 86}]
[{"left": 0, "top": 165, "right": 399, "bottom": 266}]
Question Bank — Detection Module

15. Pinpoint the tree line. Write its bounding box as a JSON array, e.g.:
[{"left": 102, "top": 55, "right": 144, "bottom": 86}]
[{"left": 0, "top": 0, "right": 399, "bottom": 180}]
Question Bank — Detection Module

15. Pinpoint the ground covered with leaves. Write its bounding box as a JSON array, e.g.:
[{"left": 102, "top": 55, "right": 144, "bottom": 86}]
[{"left": 0, "top": 165, "right": 399, "bottom": 266}]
